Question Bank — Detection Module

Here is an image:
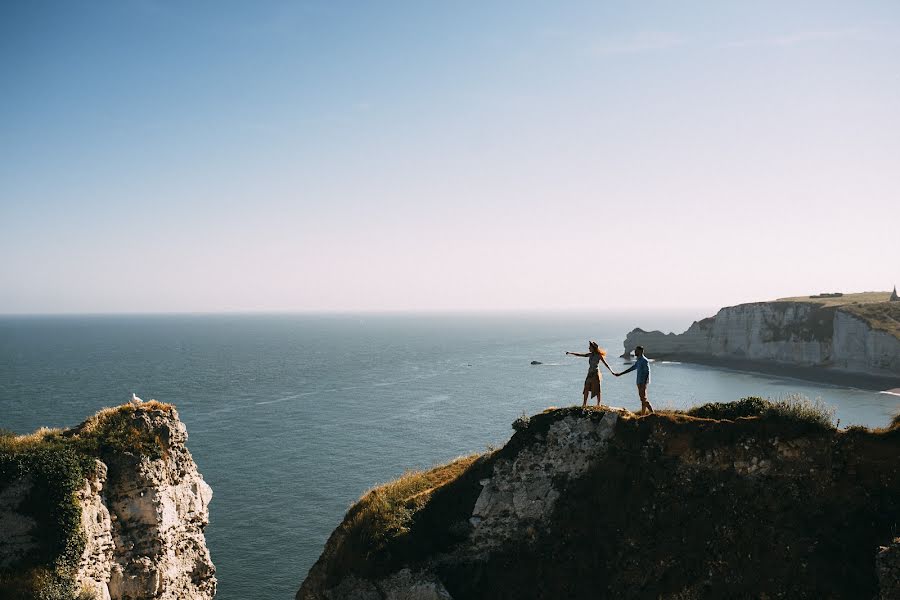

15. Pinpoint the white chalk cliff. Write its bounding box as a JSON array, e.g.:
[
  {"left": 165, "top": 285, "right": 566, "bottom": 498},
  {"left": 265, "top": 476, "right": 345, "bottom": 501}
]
[
  {"left": 623, "top": 300, "right": 900, "bottom": 379},
  {"left": 0, "top": 406, "right": 215, "bottom": 599}
]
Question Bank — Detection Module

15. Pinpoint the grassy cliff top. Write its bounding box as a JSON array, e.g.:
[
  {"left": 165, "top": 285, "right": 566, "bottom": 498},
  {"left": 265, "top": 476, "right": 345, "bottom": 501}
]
[
  {"left": 841, "top": 302, "right": 900, "bottom": 339},
  {"left": 774, "top": 291, "right": 899, "bottom": 339},
  {"left": 776, "top": 291, "right": 891, "bottom": 305}
]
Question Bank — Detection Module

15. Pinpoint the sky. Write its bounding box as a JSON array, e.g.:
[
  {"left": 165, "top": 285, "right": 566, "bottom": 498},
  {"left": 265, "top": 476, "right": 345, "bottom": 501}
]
[{"left": 1, "top": 1, "right": 898, "bottom": 313}]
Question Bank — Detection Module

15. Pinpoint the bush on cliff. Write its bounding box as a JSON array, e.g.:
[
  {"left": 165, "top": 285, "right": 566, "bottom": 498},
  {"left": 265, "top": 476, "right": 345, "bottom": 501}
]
[
  {"left": 0, "top": 430, "right": 96, "bottom": 600},
  {"left": 685, "top": 395, "right": 835, "bottom": 429}
]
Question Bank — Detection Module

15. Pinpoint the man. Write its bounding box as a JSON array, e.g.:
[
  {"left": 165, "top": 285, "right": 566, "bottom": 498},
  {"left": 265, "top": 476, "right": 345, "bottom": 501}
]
[{"left": 615, "top": 346, "right": 654, "bottom": 415}]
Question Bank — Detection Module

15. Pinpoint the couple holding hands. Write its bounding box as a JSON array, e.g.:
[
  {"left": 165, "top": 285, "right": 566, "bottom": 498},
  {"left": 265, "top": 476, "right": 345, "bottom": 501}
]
[{"left": 566, "top": 341, "right": 654, "bottom": 415}]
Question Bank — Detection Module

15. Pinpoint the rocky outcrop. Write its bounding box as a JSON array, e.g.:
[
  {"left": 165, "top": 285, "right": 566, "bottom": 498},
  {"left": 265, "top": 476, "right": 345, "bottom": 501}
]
[
  {"left": 298, "top": 407, "right": 900, "bottom": 599},
  {"left": 622, "top": 300, "right": 900, "bottom": 384},
  {"left": 0, "top": 404, "right": 215, "bottom": 600}
]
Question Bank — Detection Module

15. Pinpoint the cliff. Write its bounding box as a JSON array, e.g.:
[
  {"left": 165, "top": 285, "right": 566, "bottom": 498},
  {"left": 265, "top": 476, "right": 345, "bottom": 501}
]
[
  {"left": 622, "top": 292, "right": 900, "bottom": 386},
  {"left": 0, "top": 403, "right": 215, "bottom": 600},
  {"left": 297, "top": 401, "right": 900, "bottom": 599}
]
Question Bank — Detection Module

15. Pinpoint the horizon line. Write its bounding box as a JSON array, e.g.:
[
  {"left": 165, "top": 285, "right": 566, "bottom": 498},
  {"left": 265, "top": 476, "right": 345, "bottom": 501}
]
[{"left": 0, "top": 306, "right": 718, "bottom": 318}]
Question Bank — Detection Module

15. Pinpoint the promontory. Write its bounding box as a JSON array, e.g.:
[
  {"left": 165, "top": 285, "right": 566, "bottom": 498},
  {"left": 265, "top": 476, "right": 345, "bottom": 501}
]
[
  {"left": 622, "top": 291, "right": 900, "bottom": 389},
  {"left": 0, "top": 403, "right": 215, "bottom": 600},
  {"left": 297, "top": 399, "right": 900, "bottom": 599}
]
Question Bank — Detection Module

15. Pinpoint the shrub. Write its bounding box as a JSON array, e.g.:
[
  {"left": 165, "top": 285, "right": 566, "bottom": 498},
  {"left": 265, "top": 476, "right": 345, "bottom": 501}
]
[
  {"left": 0, "top": 440, "right": 95, "bottom": 600},
  {"left": 890, "top": 412, "right": 900, "bottom": 431},
  {"left": 686, "top": 395, "right": 836, "bottom": 429},
  {"left": 512, "top": 414, "right": 530, "bottom": 432}
]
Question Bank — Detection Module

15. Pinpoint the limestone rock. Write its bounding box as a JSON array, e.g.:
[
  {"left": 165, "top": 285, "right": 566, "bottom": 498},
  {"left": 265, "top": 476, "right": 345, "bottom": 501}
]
[
  {"left": 0, "top": 405, "right": 215, "bottom": 600},
  {"left": 622, "top": 300, "right": 900, "bottom": 380}
]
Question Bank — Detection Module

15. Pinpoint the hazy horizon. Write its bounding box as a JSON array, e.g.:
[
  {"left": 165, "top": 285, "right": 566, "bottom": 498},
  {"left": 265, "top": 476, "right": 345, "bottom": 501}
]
[{"left": 2, "top": 2, "right": 898, "bottom": 314}]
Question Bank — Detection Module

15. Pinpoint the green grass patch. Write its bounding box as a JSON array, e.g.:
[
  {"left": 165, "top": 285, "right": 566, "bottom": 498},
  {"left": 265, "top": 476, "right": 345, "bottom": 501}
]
[{"left": 685, "top": 395, "right": 836, "bottom": 430}]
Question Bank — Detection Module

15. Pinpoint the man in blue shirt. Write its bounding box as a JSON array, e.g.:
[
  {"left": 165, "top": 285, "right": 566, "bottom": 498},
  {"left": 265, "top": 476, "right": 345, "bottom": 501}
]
[{"left": 615, "top": 345, "right": 654, "bottom": 415}]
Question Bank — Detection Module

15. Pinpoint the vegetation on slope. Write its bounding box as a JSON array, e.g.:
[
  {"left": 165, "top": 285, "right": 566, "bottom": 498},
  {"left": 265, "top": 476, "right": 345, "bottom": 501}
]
[
  {"left": 683, "top": 395, "right": 836, "bottom": 430},
  {"left": 840, "top": 301, "right": 900, "bottom": 339},
  {"left": 776, "top": 291, "right": 891, "bottom": 306},
  {"left": 0, "top": 402, "right": 175, "bottom": 600},
  {"left": 775, "top": 291, "right": 899, "bottom": 339}
]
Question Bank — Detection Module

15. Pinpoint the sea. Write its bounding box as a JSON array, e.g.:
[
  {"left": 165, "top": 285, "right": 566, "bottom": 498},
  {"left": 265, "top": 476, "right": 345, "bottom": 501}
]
[{"left": 1, "top": 312, "right": 897, "bottom": 599}]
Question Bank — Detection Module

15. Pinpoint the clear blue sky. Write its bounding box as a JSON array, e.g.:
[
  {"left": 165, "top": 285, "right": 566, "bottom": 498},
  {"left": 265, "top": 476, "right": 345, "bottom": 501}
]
[{"left": 2, "top": 1, "right": 898, "bottom": 313}]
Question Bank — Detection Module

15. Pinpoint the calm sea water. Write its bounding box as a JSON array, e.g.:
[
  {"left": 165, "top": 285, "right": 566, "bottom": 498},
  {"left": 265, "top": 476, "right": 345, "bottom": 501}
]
[{"left": 1, "top": 313, "right": 897, "bottom": 599}]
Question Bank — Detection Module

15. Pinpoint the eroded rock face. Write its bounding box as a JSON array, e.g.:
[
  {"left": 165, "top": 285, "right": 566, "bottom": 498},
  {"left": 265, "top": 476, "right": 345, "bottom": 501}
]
[
  {"left": 0, "top": 407, "right": 215, "bottom": 600},
  {"left": 77, "top": 461, "right": 115, "bottom": 600},
  {"left": 298, "top": 408, "right": 900, "bottom": 600},
  {"left": 101, "top": 409, "right": 216, "bottom": 600},
  {"left": 469, "top": 412, "right": 618, "bottom": 549}
]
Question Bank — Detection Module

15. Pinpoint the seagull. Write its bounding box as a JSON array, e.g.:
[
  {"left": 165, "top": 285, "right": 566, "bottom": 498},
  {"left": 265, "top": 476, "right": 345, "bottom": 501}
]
[{"left": 131, "top": 393, "right": 143, "bottom": 405}]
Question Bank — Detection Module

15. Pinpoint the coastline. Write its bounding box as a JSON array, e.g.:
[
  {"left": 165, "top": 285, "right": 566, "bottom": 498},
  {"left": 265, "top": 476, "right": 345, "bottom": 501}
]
[{"left": 646, "top": 353, "right": 900, "bottom": 393}]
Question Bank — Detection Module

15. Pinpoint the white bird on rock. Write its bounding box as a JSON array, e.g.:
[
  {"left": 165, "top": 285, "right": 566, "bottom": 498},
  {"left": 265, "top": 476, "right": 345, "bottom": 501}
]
[{"left": 131, "top": 393, "right": 143, "bottom": 405}]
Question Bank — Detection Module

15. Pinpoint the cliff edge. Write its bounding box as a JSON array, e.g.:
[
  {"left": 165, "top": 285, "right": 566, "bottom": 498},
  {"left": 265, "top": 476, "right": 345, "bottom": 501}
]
[
  {"left": 622, "top": 292, "right": 900, "bottom": 387},
  {"left": 0, "top": 402, "right": 215, "bottom": 600},
  {"left": 298, "top": 401, "right": 900, "bottom": 599}
]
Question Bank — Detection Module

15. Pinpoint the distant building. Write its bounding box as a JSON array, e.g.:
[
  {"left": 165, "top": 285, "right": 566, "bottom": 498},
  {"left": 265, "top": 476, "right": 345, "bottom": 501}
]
[{"left": 892, "top": 286, "right": 899, "bottom": 302}]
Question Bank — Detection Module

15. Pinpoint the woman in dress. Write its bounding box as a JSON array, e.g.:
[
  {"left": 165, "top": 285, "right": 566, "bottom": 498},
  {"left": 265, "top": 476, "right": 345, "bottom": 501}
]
[{"left": 566, "top": 341, "right": 614, "bottom": 407}]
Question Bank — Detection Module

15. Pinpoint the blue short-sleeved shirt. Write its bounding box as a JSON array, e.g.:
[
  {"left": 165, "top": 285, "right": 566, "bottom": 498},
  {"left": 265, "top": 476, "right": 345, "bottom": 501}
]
[{"left": 635, "top": 356, "right": 650, "bottom": 385}]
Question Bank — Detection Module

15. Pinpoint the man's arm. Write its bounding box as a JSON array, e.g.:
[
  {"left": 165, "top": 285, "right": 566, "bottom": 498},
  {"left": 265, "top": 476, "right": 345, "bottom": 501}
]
[{"left": 615, "top": 364, "right": 637, "bottom": 377}]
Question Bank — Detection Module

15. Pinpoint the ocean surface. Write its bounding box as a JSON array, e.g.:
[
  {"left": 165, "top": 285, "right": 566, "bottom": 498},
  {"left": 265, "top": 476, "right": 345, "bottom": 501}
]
[{"left": 1, "top": 312, "right": 898, "bottom": 599}]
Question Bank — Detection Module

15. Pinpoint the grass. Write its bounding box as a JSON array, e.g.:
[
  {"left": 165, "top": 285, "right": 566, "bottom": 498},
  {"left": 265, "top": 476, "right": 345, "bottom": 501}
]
[
  {"left": 840, "top": 302, "right": 900, "bottom": 339},
  {"left": 683, "top": 395, "right": 836, "bottom": 430},
  {"left": 72, "top": 400, "right": 175, "bottom": 460},
  {"left": 342, "top": 454, "right": 482, "bottom": 557},
  {"left": 776, "top": 291, "right": 891, "bottom": 306},
  {"left": 773, "top": 291, "right": 899, "bottom": 340},
  {"left": 0, "top": 402, "right": 175, "bottom": 599}
]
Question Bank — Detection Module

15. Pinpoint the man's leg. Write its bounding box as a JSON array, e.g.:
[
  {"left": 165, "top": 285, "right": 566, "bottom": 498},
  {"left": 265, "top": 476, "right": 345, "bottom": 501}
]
[{"left": 638, "top": 383, "right": 653, "bottom": 414}]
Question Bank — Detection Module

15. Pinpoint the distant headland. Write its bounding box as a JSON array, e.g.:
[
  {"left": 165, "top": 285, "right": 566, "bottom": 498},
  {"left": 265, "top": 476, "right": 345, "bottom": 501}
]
[{"left": 621, "top": 291, "right": 900, "bottom": 390}]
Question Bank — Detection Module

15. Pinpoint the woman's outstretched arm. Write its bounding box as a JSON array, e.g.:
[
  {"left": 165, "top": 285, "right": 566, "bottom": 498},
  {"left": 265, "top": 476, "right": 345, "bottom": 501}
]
[
  {"left": 566, "top": 352, "right": 590, "bottom": 357},
  {"left": 599, "top": 355, "right": 615, "bottom": 373}
]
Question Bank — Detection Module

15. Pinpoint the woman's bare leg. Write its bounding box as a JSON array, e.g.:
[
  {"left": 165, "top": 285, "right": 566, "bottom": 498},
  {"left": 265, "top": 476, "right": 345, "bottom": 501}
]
[{"left": 582, "top": 389, "right": 589, "bottom": 407}]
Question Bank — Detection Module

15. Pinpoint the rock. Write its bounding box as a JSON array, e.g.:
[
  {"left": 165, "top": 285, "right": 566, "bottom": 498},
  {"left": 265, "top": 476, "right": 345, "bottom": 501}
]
[
  {"left": 0, "top": 404, "right": 215, "bottom": 600},
  {"left": 622, "top": 298, "right": 900, "bottom": 381},
  {"left": 298, "top": 407, "right": 900, "bottom": 599},
  {"left": 530, "top": 361, "right": 542, "bottom": 365}
]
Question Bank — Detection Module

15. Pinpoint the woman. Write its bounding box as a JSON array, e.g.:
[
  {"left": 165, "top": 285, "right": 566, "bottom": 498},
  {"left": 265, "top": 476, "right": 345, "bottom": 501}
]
[{"left": 566, "top": 341, "right": 614, "bottom": 407}]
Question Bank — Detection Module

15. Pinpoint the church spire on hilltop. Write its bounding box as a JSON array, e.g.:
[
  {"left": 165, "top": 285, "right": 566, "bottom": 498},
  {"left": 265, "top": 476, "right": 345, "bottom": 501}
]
[{"left": 892, "top": 286, "right": 899, "bottom": 302}]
